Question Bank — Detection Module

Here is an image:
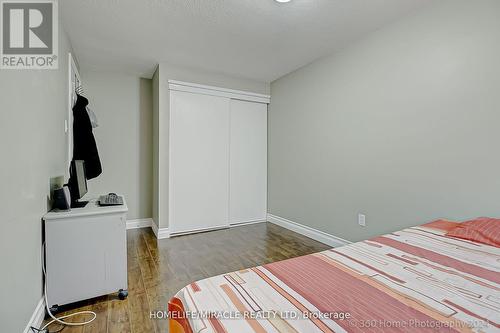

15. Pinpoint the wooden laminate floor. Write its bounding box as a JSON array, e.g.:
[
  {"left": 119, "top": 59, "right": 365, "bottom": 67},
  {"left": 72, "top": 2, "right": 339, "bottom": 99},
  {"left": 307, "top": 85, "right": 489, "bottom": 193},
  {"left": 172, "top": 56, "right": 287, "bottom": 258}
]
[{"left": 43, "top": 222, "right": 330, "bottom": 333}]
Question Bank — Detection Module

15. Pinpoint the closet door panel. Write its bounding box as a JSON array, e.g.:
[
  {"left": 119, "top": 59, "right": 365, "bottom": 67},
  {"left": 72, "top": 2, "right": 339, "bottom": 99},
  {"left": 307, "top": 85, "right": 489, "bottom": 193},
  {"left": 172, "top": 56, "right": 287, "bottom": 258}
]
[
  {"left": 169, "top": 91, "right": 230, "bottom": 234},
  {"left": 229, "top": 99, "right": 268, "bottom": 224}
]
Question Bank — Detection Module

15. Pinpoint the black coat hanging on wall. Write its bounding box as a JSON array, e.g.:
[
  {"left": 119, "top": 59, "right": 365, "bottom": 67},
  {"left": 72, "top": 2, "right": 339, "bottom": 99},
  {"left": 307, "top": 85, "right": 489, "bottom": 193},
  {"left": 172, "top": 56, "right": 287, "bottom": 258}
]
[{"left": 71, "top": 94, "right": 102, "bottom": 179}]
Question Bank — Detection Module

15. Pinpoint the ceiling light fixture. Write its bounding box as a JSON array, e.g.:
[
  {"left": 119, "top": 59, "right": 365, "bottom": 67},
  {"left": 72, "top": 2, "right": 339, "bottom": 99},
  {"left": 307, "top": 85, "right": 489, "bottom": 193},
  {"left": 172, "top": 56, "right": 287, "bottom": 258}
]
[{"left": 275, "top": 0, "right": 292, "bottom": 3}]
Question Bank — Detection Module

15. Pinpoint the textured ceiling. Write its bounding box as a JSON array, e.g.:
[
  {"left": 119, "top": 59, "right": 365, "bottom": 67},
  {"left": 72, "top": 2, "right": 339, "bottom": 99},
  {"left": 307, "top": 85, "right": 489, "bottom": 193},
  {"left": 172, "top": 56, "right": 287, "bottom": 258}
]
[{"left": 61, "top": 0, "right": 433, "bottom": 81}]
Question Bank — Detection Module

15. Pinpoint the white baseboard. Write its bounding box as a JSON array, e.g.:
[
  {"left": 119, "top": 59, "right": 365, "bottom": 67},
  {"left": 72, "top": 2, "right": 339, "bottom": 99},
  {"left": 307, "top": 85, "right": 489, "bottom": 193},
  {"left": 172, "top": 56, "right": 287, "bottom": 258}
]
[
  {"left": 267, "top": 214, "right": 351, "bottom": 248},
  {"left": 24, "top": 297, "right": 45, "bottom": 333},
  {"left": 126, "top": 218, "right": 153, "bottom": 230},
  {"left": 151, "top": 221, "right": 170, "bottom": 239},
  {"left": 127, "top": 218, "right": 169, "bottom": 239},
  {"left": 127, "top": 215, "right": 349, "bottom": 247}
]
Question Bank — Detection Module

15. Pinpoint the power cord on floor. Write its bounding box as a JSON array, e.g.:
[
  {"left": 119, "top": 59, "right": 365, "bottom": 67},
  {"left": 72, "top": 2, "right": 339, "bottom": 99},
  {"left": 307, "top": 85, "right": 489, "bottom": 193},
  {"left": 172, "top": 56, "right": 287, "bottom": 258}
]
[
  {"left": 30, "top": 324, "right": 64, "bottom": 333},
  {"left": 35, "top": 243, "right": 97, "bottom": 332}
]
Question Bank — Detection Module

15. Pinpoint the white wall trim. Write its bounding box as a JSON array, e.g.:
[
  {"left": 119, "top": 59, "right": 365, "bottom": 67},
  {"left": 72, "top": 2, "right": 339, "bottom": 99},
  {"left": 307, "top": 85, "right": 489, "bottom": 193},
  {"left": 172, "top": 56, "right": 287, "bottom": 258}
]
[
  {"left": 151, "top": 221, "right": 170, "bottom": 239},
  {"left": 126, "top": 215, "right": 350, "bottom": 247},
  {"left": 267, "top": 214, "right": 351, "bottom": 248},
  {"left": 24, "top": 297, "right": 45, "bottom": 333},
  {"left": 151, "top": 220, "right": 158, "bottom": 237},
  {"left": 127, "top": 218, "right": 169, "bottom": 239},
  {"left": 157, "top": 228, "right": 170, "bottom": 239},
  {"left": 168, "top": 80, "right": 270, "bottom": 104},
  {"left": 126, "top": 218, "right": 153, "bottom": 230}
]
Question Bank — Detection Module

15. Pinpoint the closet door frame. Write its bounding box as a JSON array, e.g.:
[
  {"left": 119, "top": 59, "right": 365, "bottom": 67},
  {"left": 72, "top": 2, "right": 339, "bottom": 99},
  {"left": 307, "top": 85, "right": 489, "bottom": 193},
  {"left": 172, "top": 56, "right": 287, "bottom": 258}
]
[{"left": 167, "top": 80, "right": 270, "bottom": 236}]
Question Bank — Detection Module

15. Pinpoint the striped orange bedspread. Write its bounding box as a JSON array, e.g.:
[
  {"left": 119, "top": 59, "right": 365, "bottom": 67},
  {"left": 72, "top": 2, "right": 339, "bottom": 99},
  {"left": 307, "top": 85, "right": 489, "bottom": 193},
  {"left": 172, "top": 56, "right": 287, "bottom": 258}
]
[{"left": 168, "top": 222, "right": 500, "bottom": 332}]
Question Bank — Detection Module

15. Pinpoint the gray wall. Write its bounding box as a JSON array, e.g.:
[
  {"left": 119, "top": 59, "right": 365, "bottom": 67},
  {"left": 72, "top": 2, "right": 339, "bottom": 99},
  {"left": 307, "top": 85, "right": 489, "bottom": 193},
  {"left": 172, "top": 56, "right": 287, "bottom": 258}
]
[
  {"left": 0, "top": 23, "right": 75, "bottom": 332},
  {"left": 269, "top": 0, "right": 500, "bottom": 242},
  {"left": 82, "top": 71, "right": 153, "bottom": 220},
  {"left": 154, "top": 63, "right": 270, "bottom": 229}
]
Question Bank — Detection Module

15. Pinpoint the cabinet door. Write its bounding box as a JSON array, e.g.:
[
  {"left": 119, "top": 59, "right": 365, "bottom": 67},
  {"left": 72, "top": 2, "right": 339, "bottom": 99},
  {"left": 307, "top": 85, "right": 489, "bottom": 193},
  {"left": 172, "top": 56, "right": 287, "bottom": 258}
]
[
  {"left": 229, "top": 99, "right": 268, "bottom": 225},
  {"left": 169, "top": 90, "right": 230, "bottom": 234},
  {"left": 45, "top": 213, "right": 127, "bottom": 307}
]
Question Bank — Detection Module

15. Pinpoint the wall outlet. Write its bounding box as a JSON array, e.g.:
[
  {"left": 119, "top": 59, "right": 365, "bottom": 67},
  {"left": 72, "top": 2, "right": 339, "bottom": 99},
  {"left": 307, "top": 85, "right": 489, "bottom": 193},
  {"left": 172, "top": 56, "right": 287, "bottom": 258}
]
[{"left": 358, "top": 214, "right": 366, "bottom": 227}]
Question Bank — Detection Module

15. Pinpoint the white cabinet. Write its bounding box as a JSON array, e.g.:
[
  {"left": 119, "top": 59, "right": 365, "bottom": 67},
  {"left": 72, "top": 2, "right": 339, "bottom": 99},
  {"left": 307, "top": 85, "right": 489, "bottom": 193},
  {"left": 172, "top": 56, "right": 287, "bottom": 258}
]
[
  {"left": 167, "top": 81, "right": 270, "bottom": 236},
  {"left": 43, "top": 199, "right": 128, "bottom": 308}
]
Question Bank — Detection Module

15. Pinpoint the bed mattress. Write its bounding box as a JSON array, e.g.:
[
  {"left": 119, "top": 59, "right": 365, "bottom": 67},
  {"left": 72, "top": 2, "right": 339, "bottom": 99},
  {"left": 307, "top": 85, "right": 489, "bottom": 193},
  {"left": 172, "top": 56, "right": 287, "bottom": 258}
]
[{"left": 168, "top": 221, "right": 500, "bottom": 332}]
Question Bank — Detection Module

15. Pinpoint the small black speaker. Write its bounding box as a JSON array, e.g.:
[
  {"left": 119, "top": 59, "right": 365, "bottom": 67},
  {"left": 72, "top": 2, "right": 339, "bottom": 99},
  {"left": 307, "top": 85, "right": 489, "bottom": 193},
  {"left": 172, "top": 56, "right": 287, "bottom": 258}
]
[{"left": 53, "top": 186, "right": 71, "bottom": 210}]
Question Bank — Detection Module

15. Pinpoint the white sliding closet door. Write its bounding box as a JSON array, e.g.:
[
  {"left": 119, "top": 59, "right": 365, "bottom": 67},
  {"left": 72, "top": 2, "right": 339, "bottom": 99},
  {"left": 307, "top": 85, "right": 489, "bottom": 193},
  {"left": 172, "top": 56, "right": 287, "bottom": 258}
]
[
  {"left": 229, "top": 99, "right": 268, "bottom": 225},
  {"left": 169, "top": 91, "right": 230, "bottom": 234}
]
